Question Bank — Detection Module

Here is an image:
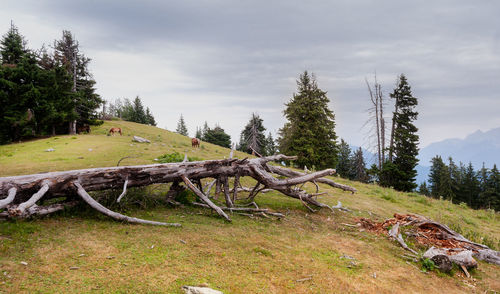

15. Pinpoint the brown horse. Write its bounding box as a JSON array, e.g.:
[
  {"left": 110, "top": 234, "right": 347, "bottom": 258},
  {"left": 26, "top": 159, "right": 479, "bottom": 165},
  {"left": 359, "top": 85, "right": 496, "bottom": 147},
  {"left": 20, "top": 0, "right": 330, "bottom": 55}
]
[
  {"left": 109, "top": 127, "right": 122, "bottom": 136},
  {"left": 191, "top": 137, "right": 200, "bottom": 148},
  {"left": 77, "top": 124, "right": 91, "bottom": 134}
]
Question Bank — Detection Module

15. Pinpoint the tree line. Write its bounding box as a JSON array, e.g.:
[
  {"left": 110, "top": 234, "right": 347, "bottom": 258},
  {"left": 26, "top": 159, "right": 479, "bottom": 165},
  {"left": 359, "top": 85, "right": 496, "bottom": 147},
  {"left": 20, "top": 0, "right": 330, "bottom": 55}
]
[
  {"left": 104, "top": 97, "right": 156, "bottom": 126},
  {"left": 419, "top": 156, "right": 499, "bottom": 210},
  {"left": 0, "top": 23, "right": 102, "bottom": 144}
]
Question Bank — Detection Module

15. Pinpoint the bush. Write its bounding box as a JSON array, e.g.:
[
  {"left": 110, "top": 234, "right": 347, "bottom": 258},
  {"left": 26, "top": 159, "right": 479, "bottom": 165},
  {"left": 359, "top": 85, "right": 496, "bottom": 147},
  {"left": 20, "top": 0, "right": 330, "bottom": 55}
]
[
  {"left": 88, "top": 119, "right": 104, "bottom": 126},
  {"left": 174, "top": 189, "right": 197, "bottom": 205},
  {"left": 421, "top": 258, "right": 436, "bottom": 272},
  {"left": 156, "top": 152, "right": 201, "bottom": 163}
]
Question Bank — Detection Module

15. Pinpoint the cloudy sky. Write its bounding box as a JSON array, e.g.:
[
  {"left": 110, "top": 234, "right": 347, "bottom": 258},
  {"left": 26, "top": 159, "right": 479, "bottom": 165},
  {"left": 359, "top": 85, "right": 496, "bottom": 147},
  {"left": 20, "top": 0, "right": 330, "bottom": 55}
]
[{"left": 2, "top": 0, "right": 499, "bottom": 149}]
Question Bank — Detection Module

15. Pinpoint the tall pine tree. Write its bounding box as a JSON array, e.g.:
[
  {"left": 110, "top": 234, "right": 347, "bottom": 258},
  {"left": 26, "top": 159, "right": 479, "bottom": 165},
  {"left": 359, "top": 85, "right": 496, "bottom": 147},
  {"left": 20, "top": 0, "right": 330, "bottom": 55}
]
[
  {"left": 336, "top": 139, "right": 353, "bottom": 179},
  {"left": 278, "top": 71, "right": 338, "bottom": 169},
  {"left": 238, "top": 113, "right": 266, "bottom": 156},
  {"left": 176, "top": 114, "right": 188, "bottom": 136},
  {"left": 351, "top": 147, "right": 368, "bottom": 182},
  {"left": 382, "top": 74, "right": 419, "bottom": 191}
]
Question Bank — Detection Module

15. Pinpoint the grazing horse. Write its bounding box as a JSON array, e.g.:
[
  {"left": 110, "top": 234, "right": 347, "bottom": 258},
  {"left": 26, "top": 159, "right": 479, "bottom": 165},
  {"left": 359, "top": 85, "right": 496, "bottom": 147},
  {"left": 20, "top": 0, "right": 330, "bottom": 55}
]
[
  {"left": 109, "top": 127, "right": 122, "bottom": 136},
  {"left": 77, "top": 124, "right": 91, "bottom": 134},
  {"left": 191, "top": 137, "right": 200, "bottom": 148}
]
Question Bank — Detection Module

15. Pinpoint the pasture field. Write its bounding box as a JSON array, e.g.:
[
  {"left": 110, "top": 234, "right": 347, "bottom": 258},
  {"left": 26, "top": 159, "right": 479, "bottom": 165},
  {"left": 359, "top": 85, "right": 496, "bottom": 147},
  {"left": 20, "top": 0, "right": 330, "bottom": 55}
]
[{"left": 0, "top": 121, "right": 499, "bottom": 293}]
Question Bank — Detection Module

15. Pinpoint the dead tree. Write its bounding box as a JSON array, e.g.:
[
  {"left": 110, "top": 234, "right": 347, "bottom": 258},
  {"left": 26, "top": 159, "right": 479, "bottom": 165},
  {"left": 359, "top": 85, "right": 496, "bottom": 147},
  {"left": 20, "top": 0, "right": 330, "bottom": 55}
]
[
  {"left": 365, "top": 74, "right": 386, "bottom": 169},
  {"left": 0, "top": 154, "right": 355, "bottom": 225}
]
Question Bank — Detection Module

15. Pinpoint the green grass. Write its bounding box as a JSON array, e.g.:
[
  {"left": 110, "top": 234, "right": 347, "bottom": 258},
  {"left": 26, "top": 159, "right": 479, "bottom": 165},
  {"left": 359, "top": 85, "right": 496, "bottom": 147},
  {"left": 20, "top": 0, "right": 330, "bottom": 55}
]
[{"left": 0, "top": 120, "right": 499, "bottom": 293}]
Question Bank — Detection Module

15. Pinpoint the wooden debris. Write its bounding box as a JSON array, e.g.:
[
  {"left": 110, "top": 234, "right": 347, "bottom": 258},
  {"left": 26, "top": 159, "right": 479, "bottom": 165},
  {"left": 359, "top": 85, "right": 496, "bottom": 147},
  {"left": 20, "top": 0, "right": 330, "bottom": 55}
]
[{"left": 0, "top": 154, "right": 354, "bottom": 225}]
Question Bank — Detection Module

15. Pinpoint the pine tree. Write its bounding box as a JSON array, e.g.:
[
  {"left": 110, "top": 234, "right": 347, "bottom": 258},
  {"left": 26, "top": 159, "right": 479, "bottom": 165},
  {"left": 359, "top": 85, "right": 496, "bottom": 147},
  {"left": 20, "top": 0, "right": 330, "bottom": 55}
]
[
  {"left": 418, "top": 182, "right": 430, "bottom": 196},
  {"left": 351, "top": 147, "right": 368, "bottom": 182},
  {"left": 131, "top": 96, "right": 147, "bottom": 123},
  {"left": 462, "top": 162, "right": 481, "bottom": 208},
  {"left": 176, "top": 114, "right": 189, "bottom": 136},
  {"left": 54, "top": 30, "right": 102, "bottom": 133},
  {"left": 0, "top": 22, "right": 26, "bottom": 65},
  {"left": 383, "top": 74, "right": 419, "bottom": 191},
  {"left": 263, "top": 132, "right": 276, "bottom": 156},
  {"left": 336, "top": 139, "right": 352, "bottom": 179},
  {"left": 238, "top": 113, "right": 266, "bottom": 155},
  {"left": 195, "top": 127, "right": 202, "bottom": 139},
  {"left": 201, "top": 121, "right": 209, "bottom": 140},
  {"left": 204, "top": 125, "right": 231, "bottom": 148},
  {"left": 429, "top": 156, "right": 445, "bottom": 198},
  {"left": 478, "top": 164, "right": 500, "bottom": 210},
  {"left": 145, "top": 107, "right": 156, "bottom": 126},
  {"left": 278, "top": 71, "right": 338, "bottom": 169}
]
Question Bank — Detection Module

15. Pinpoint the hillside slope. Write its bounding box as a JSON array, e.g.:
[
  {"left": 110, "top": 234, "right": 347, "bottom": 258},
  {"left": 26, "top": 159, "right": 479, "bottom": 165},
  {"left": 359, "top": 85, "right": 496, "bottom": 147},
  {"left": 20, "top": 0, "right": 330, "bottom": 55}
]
[{"left": 0, "top": 121, "right": 499, "bottom": 293}]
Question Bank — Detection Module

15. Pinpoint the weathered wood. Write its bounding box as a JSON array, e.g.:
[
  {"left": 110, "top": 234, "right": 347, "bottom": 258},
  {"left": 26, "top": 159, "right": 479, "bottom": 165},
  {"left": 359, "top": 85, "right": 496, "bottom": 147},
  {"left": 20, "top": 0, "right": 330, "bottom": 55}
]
[
  {"left": 181, "top": 175, "right": 231, "bottom": 221},
  {"left": 388, "top": 222, "right": 418, "bottom": 255},
  {"left": 222, "top": 176, "right": 233, "bottom": 207},
  {"left": 0, "top": 187, "right": 16, "bottom": 209},
  {"left": 268, "top": 165, "right": 357, "bottom": 193},
  {"left": 8, "top": 183, "right": 49, "bottom": 217},
  {"left": 0, "top": 154, "right": 355, "bottom": 224},
  {"left": 116, "top": 177, "right": 129, "bottom": 203},
  {"left": 74, "top": 182, "right": 181, "bottom": 227},
  {"left": 423, "top": 247, "right": 477, "bottom": 269}
]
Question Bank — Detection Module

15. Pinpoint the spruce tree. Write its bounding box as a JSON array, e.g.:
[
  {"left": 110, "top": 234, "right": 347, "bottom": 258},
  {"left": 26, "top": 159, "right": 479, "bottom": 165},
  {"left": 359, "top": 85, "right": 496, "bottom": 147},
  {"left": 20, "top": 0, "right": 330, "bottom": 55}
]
[
  {"left": 0, "top": 22, "right": 26, "bottom": 64},
  {"left": 195, "top": 127, "right": 202, "bottom": 139},
  {"left": 176, "top": 114, "right": 189, "bottom": 136},
  {"left": 54, "top": 30, "right": 102, "bottom": 133},
  {"left": 263, "top": 132, "right": 276, "bottom": 156},
  {"left": 204, "top": 125, "right": 231, "bottom": 148},
  {"left": 384, "top": 74, "right": 419, "bottom": 191},
  {"left": 278, "top": 71, "right": 338, "bottom": 169},
  {"left": 463, "top": 162, "right": 480, "bottom": 208},
  {"left": 238, "top": 113, "right": 266, "bottom": 155},
  {"left": 145, "top": 107, "right": 156, "bottom": 126},
  {"left": 351, "top": 147, "right": 368, "bottom": 182},
  {"left": 418, "top": 182, "right": 430, "bottom": 196},
  {"left": 429, "top": 156, "right": 445, "bottom": 198},
  {"left": 336, "top": 139, "right": 352, "bottom": 179},
  {"left": 131, "top": 96, "right": 147, "bottom": 123}
]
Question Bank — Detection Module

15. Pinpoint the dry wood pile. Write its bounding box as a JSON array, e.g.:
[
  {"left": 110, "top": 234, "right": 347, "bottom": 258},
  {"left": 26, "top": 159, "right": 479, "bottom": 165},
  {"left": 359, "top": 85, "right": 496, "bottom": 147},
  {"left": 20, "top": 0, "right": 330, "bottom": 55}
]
[
  {"left": 358, "top": 213, "right": 500, "bottom": 272},
  {"left": 0, "top": 154, "right": 356, "bottom": 226}
]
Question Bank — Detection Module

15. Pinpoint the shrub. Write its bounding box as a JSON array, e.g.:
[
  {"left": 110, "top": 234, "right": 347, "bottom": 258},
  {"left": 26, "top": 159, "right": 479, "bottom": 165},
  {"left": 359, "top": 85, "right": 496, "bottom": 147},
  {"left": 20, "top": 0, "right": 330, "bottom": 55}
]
[
  {"left": 156, "top": 152, "right": 201, "bottom": 163},
  {"left": 421, "top": 258, "right": 435, "bottom": 272}
]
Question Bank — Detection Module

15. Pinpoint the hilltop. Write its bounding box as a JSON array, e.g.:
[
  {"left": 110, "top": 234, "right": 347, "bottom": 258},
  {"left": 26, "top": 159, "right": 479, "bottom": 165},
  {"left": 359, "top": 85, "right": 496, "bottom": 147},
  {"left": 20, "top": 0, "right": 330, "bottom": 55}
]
[{"left": 0, "top": 121, "right": 499, "bottom": 293}]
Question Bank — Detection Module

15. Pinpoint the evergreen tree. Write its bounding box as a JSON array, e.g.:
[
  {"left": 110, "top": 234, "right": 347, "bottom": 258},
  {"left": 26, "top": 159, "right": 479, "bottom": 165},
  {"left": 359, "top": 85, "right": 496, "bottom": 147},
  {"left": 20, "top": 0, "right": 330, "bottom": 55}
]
[
  {"left": 418, "top": 182, "right": 430, "bottom": 196},
  {"left": 263, "top": 132, "right": 276, "bottom": 156},
  {"left": 336, "top": 139, "right": 353, "bottom": 179},
  {"left": 131, "top": 96, "right": 147, "bottom": 123},
  {"left": 448, "top": 157, "right": 461, "bottom": 201},
  {"left": 478, "top": 164, "right": 500, "bottom": 210},
  {"left": 351, "top": 147, "right": 368, "bottom": 182},
  {"left": 176, "top": 114, "right": 189, "bottom": 136},
  {"left": 429, "top": 156, "right": 446, "bottom": 198},
  {"left": 54, "top": 30, "right": 102, "bottom": 133},
  {"left": 201, "top": 121, "right": 209, "bottom": 140},
  {"left": 383, "top": 74, "right": 419, "bottom": 191},
  {"left": 238, "top": 113, "right": 266, "bottom": 155},
  {"left": 204, "top": 125, "right": 231, "bottom": 148},
  {"left": 0, "top": 22, "right": 26, "bottom": 64},
  {"left": 195, "top": 127, "right": 202, "bottom": 139},
  {"left": 278, "top": 71, "right": 338, "bottom": 169},
  {"left": 438, "top": 160, "right": 453, "bottom": 200},
  {"left": 145, "top": 107, "right": 156, "bottom": 126},
  {"left": 462, "top": 162, "right": 481, "bottom": 208}
]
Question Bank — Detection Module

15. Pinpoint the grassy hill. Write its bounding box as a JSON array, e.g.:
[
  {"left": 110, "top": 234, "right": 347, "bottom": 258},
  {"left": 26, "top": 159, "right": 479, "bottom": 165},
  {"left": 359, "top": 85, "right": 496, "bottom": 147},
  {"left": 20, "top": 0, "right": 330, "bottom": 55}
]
[{"left": 0, "top": 121, "right": 499, "bottom": 293}]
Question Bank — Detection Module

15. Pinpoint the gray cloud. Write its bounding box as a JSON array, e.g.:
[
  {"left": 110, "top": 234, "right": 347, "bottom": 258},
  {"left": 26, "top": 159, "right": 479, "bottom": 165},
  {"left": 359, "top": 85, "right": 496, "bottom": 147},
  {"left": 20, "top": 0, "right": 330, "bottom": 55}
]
[{"left": 2, "top": 0, "right": 499, "bottom": 149}]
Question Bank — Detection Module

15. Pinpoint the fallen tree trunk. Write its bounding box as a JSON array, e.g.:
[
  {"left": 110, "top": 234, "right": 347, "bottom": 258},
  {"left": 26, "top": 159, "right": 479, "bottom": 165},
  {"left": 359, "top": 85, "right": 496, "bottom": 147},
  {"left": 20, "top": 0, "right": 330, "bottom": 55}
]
[
  {"left": 0, "top": 154, "right": 354, "bottom": 225},
  {"left": 359, "top": 213, "right": 500, "bottom": 267}
]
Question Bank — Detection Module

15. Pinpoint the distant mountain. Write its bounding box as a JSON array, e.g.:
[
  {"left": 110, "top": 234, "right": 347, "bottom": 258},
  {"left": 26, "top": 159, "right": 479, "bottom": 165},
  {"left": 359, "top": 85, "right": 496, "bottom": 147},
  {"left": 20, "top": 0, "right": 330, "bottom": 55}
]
[
  {"left": 416, "top": 127, "right": 500, "bottom": 184},
  {"left": 419, "top": 127, "right": 500, "bottom": 168}
]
